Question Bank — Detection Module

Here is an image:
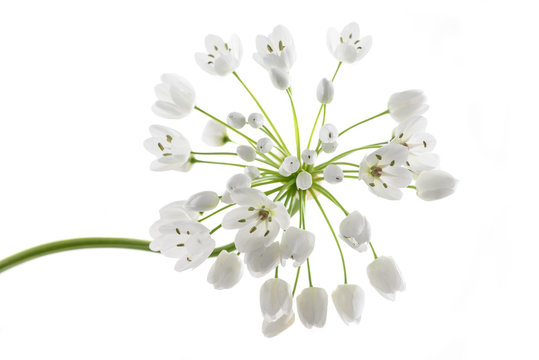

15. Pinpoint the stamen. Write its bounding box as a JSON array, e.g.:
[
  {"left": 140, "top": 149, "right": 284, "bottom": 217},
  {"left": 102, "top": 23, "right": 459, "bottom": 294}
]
[
  {"left": 406, "top": 161, "right": 411, "bottom": 166},
  {"left": 267, "top": 44, "right": 273, "bottom": 53},
  {"left": 340, "top": 36, "right": 344, "bottom": 43},
  {"left": 158, "top": 143, "right": 165, "bottom": 151},
  {"left": 208, "top": 61, "right": 213, "bottom": 65},
  {"left": 238, "top": 219, "right": 246, "bottom": 223},
  {"left": 162, "top": 153, "right": 172, "bottom": 156},
  {"left": 176, "top": 243, "right": 184, "bottom": 247},
  {"left": 376, "top": 154, "right": 382, "bottom": 160},
  {"left": 214, "top": 45, "right": 218, "bottom": 51},
  {"left": 166, "top": 135, "right": 173, "bottom": 143},
  {"left": 369, "top": 182, "right": 375, "bottom": 187},
  {"left": 225, "top": 43, "right": 229, "bottom": 50},
  {"left": 423, "top": 141, "right": 427, "bottom": 148},
  {"left": 279, "top": 40, "right": 285, "bottom": 51},
  {"left": 390, "top": 160, "right": 395, "bottom": 166},
  {"left": 186, "top": 257, "right": 192, "bottom": 262},
  {"left": 250, "top": 226, "right": 257, "bottom": 233},
  {"left": 248, "top": 207, "right": 255, "bottom": 211},
  {"left": 208, "top": 54, "right": 215, "bottom": 58},
  {"left": 383, "top": 183, "right": 388, "bottom": 188},
  {"left": 349, "top": 33, "right": 352, "bottom": 39},
  {"left": 399, "top": 133, "right": 404, "bottom": 138},
  {"left": 176, "top": 228, "right": 181, "bottom": 235},
  {"left": 264, "top": 230, "right": 270, "bottom": 237},
  {"left": 354, "top": 40, "right": 360, "bottom": 44}
]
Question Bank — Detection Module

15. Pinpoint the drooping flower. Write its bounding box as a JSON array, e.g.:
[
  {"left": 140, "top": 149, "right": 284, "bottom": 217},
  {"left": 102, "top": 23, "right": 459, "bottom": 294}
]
[
  {"left": 296, "top": 287, "right": 328, "bottom": 329},
  {"left": 367, "top": 256, "right": 406, "bottom": 301},
  {"left": 244, "top": 242, "right": 280, "bottom": 277},
  {"left": 207, "top": 250, "right": 244, "bottom": 290},
  {"left": 202, "top": 120, "right": 228, "bottom": 147},
  {"left": 260, "top": 278, "right": 293, "bottom": 322},
  {"left": 144, "top": 125, "right": 192, "bottom": 172},
  {"left": 296, "top": 171, "right": 313, "bottom": 190},
  {"left": 331, "top": 284, "right": 365, "bottom": 325},
  {"left": 280, "top": 226, "right": 315, "bottom": 267},
  {"left": 339, "top": 211, "right": 371, "bottom": 252},
  {"left": 319, "top": 123, "right": 338, "bottom": 143},
  {"left": 359, "top": 144, "right": 413, "bottom": 200},
  {"left": 327, "top": 22, "right": 372, "bottom": 63},
  {"left": 269, "top": 67, "right": 290, "bottom": 90},
  {"left": 324, "top": 164, "right": 344, "bottom": 184},
  {"left": 414, "top": 169, "right": 458, "bottom": 201},
  {"left": 152, "top": 74, "right": 196, "bottom": 119},
  {"left": 185, "top": 191, "right": 220, "bottom": 212},
  {"left": 262, "top": 312, "right": 295, "bottom": 338},
  {"left": 195, "top": 34, "right": 242, "bottom": 76},
  {"left": 388, "top": 89, "right": 428, "bottom": 122},
  {"left": 221, "top": 173, "right": 251, "bottom": 204},
  {"left": 316, "top": 78, "right": 335, "bottom": 104},
  {"left": 221, "top": 188, "right": 290, "bottom": 253}
]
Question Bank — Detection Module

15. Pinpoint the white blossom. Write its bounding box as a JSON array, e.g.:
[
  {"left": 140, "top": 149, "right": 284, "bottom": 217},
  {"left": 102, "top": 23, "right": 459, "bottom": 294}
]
[
  {"left": 301, "top": 149, "right": 317, "bottom": 165},
  {"left": 152, "top": 74, "right": 196, "bottom": 119},
  {"left": 144, "top": 125, "right": 192, "bottom": 172},
  {"left": 339, "top": 211, "right": 371, "bottom": 252},
  {"left": 149, "top": 200, "right": 199, "bottom": 249},
  {"left": 221, "top": 173, "right": 251, "bottom": 204},
  {"left": 316, "top": 78, "right": 334, "bottom": 104},
  {"left": 296, "top": 287, "right": 328, "bottom": 329},
  {"left": 254, "top": 25, "right": 296, "bottom": 73},
  {"left": 331, "top": 284, "right": 365, "bottom": 325},
  {"left": 327, "top": 22, "right": 372, "bottom": 63},
  {"left": 207, "top": 250, "right": 244, "bottom": 290},
  {"left": 260, "top": 278, "right": 293, "bottom": 322},
  {"left": 244, "top": 165, "right": 261, "bottom": 180},
  {"left": 185, "top": 191, "right": 220, "bottom": 212},
  {"left": 359, "top": 144, "right": 413, "bottom": 200},
  {"left": 244, "top": 242, "right": 280, "bottom": 277},
  {"left": 237, "top": 145, "right": 257, "bottom": 162},
  {"left": 319, "top": 123, "right": 338, "bottom": 143},
  {"left": 321, "top": 141, "right": 338, "bottom": 153},
  {"left": 227, "top": 112, "right": 246, "bottom": 129},
  {"left": 324, "top": 164, "right": 344, "bottom": 184},
  {"left": 367, "top": 256, "right": 406, "bottom": 301},
  {"left": 248, "top": 113, "right": 265, "bottom": 129},
  {"left": 296, "top": 171, "right": 313, "bottom": 190},
  {"left": 257, "top": 137, "right": 273, "bottom": 153},
  {"left": 279, "top": 156, "right": 300, "bottom": 177},
  {"left": 269, "top": 67, "right": 290, "bottom": 90},
  {"left": 202, "top": 120, "right": 228, "bottom": 147},
  {"left": 388, "top": 89, "right": 428, "bottom": 122},
  {"left": 195, "top": 34, "right": 242, "bottom": 76},
  {"left": 414, "top": 169, "right": 457, "bottom": 201},
  {"left": 262, "top": 312, "right": 295, "bottom": 338},
  {"left": 280, "top": 226, "right": 315, "bottom": 267}
]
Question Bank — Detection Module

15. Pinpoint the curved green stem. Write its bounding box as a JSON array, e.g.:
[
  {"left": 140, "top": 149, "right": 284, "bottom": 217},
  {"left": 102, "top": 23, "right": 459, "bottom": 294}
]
[
  {"left": 314, "top": 142, "right": 386, "bottom": 170},
  {"left": 285, "top": 88, "right": 301, "bottom": 161},
  {"left": 292, "top": 266, "right": 301, "bottom": 296},
  {"left": 191, "top": 151, "right": 237, "bottom": 156},
  {"left": 339, "top": 110, "right": 389, "bottom": 137}
]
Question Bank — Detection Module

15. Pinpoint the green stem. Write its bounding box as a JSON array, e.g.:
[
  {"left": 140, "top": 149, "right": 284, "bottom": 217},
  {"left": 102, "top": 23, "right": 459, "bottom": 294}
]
[
  {"left": 193, "top": 159, "right": 246, "bottom": 168},
  {"left": 331, "top": 61, "right": 342, "bottom": 82},
  {"left": 191, "top": 151, "right": 237, "bottom": 156},
  {"left": 292, "top": 266, "right": 301, "bottom": 296},
  {"left": 312, "top": 184, "right": 349, "bottom": 215},
  {"left": 307, "top": 105, "right": 324, "bottom": 149},
  {"left": 199, "top": 204, "right": 235, "bottom": 222},
  {"left": 194, "top": 106, "right": 256, "bottom": 145},
  {"left": 369, "top": 242, "right": 378, "bottom": 259},
  {"left": 339, "top": 110, "right": 390, "bottom": 137},
  {"left": 314, "top": 143, "right": 386, "bottom": 170},
  {"left": 285, "top": 88, "right": 301, "bottom": 161}
]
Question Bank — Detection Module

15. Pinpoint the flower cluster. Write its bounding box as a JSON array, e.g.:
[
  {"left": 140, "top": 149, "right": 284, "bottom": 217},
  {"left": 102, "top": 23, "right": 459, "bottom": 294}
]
[{"left": 145, "top": 23, "right": 457, "bottom": 337}]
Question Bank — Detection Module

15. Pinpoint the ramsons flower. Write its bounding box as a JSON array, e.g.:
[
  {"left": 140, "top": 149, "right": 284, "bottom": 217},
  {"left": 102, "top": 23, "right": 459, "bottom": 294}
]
[
  {"left": 332, "top": 284, "right": 366, "bottom": 325},
  {"left": 152, "top": 74, "right": 196, "bottom": 119},
  {"left": 185, "top": 191, "right": 220, "bottom": 212},
  {"left": 195, "top": 34, "right": 242, "bottom": 76},
  {"left": 414, "top": 169, "right": 458, "bottom": 201},
  {"left": 296, "top": 287, "right": 328, "bottom": 329},
  {"left": 244, "top": 242, "right": 280, "bottom": 277},
  {"left": 327, "top": 22, "right": 372, "bottom": 63},
  {"left": 316, "top": 78, "right": 334, "bottom": 104},
  {"left": 339, "top": 211, "right": 371, "bottom": 252},
  {"left": 388, "top": 89, "right": 428, "bottom": 122},
  {"left": 144, "top": 125, "right": 192, "bottom": 172},
  {"left": 149, "top": 200, "right": 199, "bottom": 245},
  {"left": 260, "top": 278, "right": 293, "bottom": 322},
  {"left": 221, "top": 173, "right": 251, "bottom": 204},
  {"left": 280, "top": 227, "right": 315, "bottom": 267},
  {"left": 202, "top": 120, "right": 229, "bottom": 147},
  {"left": 207, "top": 250, "right": 243, "bottom": 290},
  {"left": 367, "top": 256, "right": 406, "bottom": 301}
]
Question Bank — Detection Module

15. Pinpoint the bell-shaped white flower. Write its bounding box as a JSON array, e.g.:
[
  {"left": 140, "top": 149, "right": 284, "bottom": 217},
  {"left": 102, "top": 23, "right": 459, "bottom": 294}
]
[
  {"left": 149, "top": 200, "right": 199, "bottom": 249},
  {"left": 331, "top": 284, "right": 365, "bottom": 325},
  {"left": 269, "top": 67, "right": 290, "bottom": 90},
  {"left": 237, "top": 145, "right": 257, "bottom": 162},
  {"left": 185, "top": 191, "right": 220, "bottom": 212},
  {"left": 254, "top": 25, "right": 296, "bottom": 72},
  {"left": 324, "top": 164, "right": 344, "bottom": 184},
  {"left": 207, "top": 250, "right": 244, "bottom": 290},
  {"left": 244, "top": 165, "right": 261, "bottom": 180},
  {"left": 144, "top": 125, "right": 192, "bottom": 172},
  {"left": 367, "top": 256, "right": 406, "bottom": 301},
  {"left": 296, "top": 171, "right": 312, "bottom": 190},
  {"left": 195, "top": 34, "right": 242, "bottom": 76},
  {"left": 279, "top": 156, "right": 300, "bottom": 177},
  {"left": 321, "top": 141, "right": 338, "bottom": 153},
  {"left": 222, "top": 188, "right": 290, "bottom": 253},
  {"left": 262, "top": 312, "right": 295, "bottom": 338},
  {"left": 359, "top": 144, "right": 413, "bottom": 200},
  {"left": 327, "top": 22, "right": 372, "bottom": 63},
  {"left": 319, "top": 123, "right": 338, "bottom": 143},
  {"left": 414, "top": 169, "right": 457, "bottom": 201},
  {"left": 339, "top": 211, "right": 371, "bottom": 251},
  {"left": 260, "top": 278, "right": 293, "bottom": 322},
  {"left": 248, "top": 112, "right": 265, "bottom": 129},
  {"left": 280, "top": 226, "right": 315, "bottom": 267},
  {"left": 316, "top": 78, "right": 334, "bottom": 104},
  {"left": 244, "top": 242, "right": 280, "bottom": 277},
  {"left": 222, "top": 173, "right": 251, "bottom": 204},
  {"left": 296, "top": 287, "right": 328, "bottom": 329},
  {"left": 227, "top": 112, "right": 246, "bottom": 129},
  {"left": 257, "top": 137, "right": 273, "bottom": 153},
  {"left": 152, "top": 74, "right": 196, "bottom": 119},
  {"left": 388, "top": 89, "right": 428, "bottom": 122},
  {"left": 391, "top": 116, "right": 439, "bottom": 172},
  {"left": 202, "top": 120, "right": 229, "bottom": 147},
  {"left": 301, "top": 149, "right": 317, "bottom": 165}
]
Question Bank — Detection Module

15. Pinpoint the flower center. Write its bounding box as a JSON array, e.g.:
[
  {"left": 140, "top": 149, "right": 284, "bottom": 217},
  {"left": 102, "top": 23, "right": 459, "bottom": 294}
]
[
  {"left": 370, "top": 167, "right": 383, "bottom": 178},
  {"left": 258, "top": 209, "right": 270, "bottom": 221}
]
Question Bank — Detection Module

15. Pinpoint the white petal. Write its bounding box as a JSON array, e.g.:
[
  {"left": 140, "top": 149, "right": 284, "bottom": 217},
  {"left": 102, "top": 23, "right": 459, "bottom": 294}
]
[
  {"left": 296, "top": 287, "right": 328, "bottom": 329},
  {"left": 262, "top": 312, "right": 295, "bottom": 338},
  {"left": 207, "top": 250, "right": 243, "bottom": 290},
  {"left": 367, "top": 256, "right": 406, "bottom": 301},
  {"left": 221, "top": 206, "right": 257, "bottom": 229},
  {"left": 245, "top": 242, "right": 280, "bottom": 277},
  {"left": 260, "top": 278, "right": 293, "bottom": 322},
  {"left": 332, "top": 284, "right": 365, "bottom": 325}
]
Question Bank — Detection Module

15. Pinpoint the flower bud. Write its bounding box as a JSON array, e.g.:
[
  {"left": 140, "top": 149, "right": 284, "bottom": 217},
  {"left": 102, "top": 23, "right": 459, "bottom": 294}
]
[
  {"left": 260, "top": 278, "right": 293, "bottom": 322},
  {"left": 280, "top": 156, "right": 300, "bottom": 175},
  {"left": 257, "top": 137, "right": 274, "bottom": 153},
  {"left": 248, "top": 112, "right": 265, "bottom": 129},
  {"left": 222, "top": 173, "right": 251, "bottom": 204},
  {"left": 227, "top": 111, "right": 246, "bottom": 129},
  {"left": 339, "top": 211, "right": 371, "bottom": 251},
  {"left": 415, "top": 169, "right": 457, "bottom": 201},
  {"left": 367, "top": 256, "right": 406, "bottom": 301},
  {"left": 244, "top": 165, "right": 261, "bottom": 180},
  {"left": 244, "top": 242, "right": 280, "bottom": 277},
  {"left": 296, "top": 287, "right": 328, "bottom": 329},
  {"left": 388, "top": 89, "right": 428, "bottom": 122},
  {"left": 296, "top": 171, "right": 313, "bottom": 190},
  {"left": 280, "top": 226, "right": 315, "bottom": 267},
  {"left": 331, "top": 284, "right": 365, "bottom": 325},
  {"left": 321, "top": 141, "right": 338, "bottom": 153},
  {"left": 319, "top": 123, "right": 338, "bottom": 143},
  {"left": 323, "top": 164, "right": 344, "bottom": 184},
  {"left": 236, "top": 145, "right": 256, "bottom": 162},
  {"left": 269, "top": 67, "right": 290, "bottom": 90},
  {"left": 316, "top": 78, "right": 334, "bottom": 104},
  {"left": 301, "top": 149, "right": 317, "bottom": 165},
  {"left": 207, "top": 250, "right": 243, "bottom": 290},
  {"left": 185, "top": 191, "right": 220, "bottom": 211},
  {"left": 202, "top": 120, "right": 228, "bottom": 146}
]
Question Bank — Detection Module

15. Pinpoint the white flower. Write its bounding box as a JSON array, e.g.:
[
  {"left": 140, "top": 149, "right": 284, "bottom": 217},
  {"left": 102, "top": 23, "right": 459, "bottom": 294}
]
[
  {"left": 257, "top": 137, "right": 273, "bottom": 153},
  {"left": 207, "top": 250, "right": 244, "bottom": 290},
  {"left": 414, "top": 169, "right": 457, "bottom": 201},
  {"left": 324, "top": 164, "right": 344, "bottom": 184},
  {"left": 237, "top": 145, "right": 256, "bottom": 162},
  {"left": 248, "top": 113, "right": 265, "bottom": 129},
  {"left": 262, "top": 312, "right": 295, "bottom": 338},
  {"left": 359, "top": 144, "right": 413, "bottom": 200},
  {"left": 222, "top": 188, "right": 290, "bottom": 253},
  {"left": 319, "top": 123, "right": 338, "bottom": 143},
  {"left": 316, "top": 78, "right": 334, "bottom": 104},
  {"left": 144, "top": 125, "right": 192, "bottom": 172},
  {"left": 185, "top": 191, "right": 220, "bottom": 212},
  {"left": 331, "top": 284, "right": 365, "bottom": 325},
  {"left": 244, "top": 165, "right": 261, "bottom": 180},
  {"left": 227, "top": 112, "right": 246, "bottom": 129},
  {"left": 367, "top": 256, "right": 406, "bottom": 301},
  {"left": 279, "top": 156, "right": 300, "bottom": 177},
  {"left": 202, "top": 120, "right": 228, "bottom": 147},
  {"left": 321, "top": 141, "right": 338, "bottom": 153},
  {"left": 301, "top": 149, "right": 317, "bottom": 165},
  {"left": 244, "top": 242, "right": 280, "bottom": 277},
  {"left": 296, "top": 287, "right": 328, "bottom": 329},
  {"left": 388, "top": 89, "right": 428, "bottom": 122},
  {"left": 151, "top": 220, "right": 215, "bottom": 272},
  {"left": 195, "top": 34, "right": 242, "bottom": 76},
  {"left": 152, "top": 74, "right": 196, "bottom": 119},
  {"left": 339, "top": 211, "right": 371, "bottom": 252},
  {"left": 149, "top": 200, "right": 199, "bottom": 249},
  {"left": 391, "top": 116, "right": 439, "bottom": 172},
  {"left": 269, "top": 67, "right": 290, "bottom": 90},
  {"left": 260, "top": 278, "right": 293, "bottom": 322},
  {"left": 280, "top": 227, "right": 315, "bottom": 267},
  {"left": 327, "top": 22, "right": 372, "bottom": 63},
  {"left": 296, "top": 171, "right": 313, "bottom": 190},
  {"left": 221, "top": 173, "right": 251, "bottom": 204},
  {"left": 254, "top": 25, "right": 296, "bottom": 72}
]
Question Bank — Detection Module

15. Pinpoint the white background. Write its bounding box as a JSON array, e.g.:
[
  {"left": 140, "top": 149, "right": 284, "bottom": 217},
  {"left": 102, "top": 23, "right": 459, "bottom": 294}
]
[{"left": 0, "top": 0, "right": 537, "bottom": 359}]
